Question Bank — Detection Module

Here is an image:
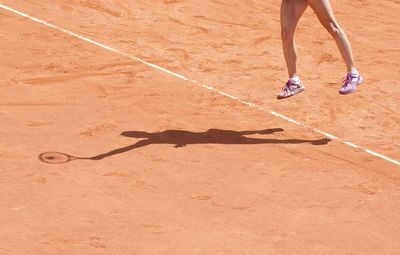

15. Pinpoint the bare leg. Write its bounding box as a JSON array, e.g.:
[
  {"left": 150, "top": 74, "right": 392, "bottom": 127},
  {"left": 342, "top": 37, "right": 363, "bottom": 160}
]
[
  {"left": 281, "top": 0, "right": 308, "bottom": 78},
  {"left": 307, "top": 0, "right": 356, "bottom": 72}
]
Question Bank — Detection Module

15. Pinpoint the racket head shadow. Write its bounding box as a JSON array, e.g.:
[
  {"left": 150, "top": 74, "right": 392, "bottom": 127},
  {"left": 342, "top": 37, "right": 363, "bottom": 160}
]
[{"left": 39, "top": 152, "right": 77, "bottom": 164}]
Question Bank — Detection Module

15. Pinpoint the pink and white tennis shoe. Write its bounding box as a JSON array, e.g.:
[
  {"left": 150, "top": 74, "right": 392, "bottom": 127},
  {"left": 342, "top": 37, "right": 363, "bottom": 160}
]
[{"left": 339, "top": 72, "right": 363, "bottom": 94}]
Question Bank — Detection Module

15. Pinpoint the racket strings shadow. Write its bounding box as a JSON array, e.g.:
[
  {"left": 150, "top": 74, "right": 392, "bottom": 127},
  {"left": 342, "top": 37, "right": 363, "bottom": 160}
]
[{"left": 39, "top": 128, "right": 331, "bottom": 164}]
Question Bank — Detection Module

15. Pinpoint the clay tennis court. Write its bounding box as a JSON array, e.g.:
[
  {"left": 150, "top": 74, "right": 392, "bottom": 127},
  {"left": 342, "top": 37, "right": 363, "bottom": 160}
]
[{"left": 1, "top": 0, "right": 399, "bottom": 254}]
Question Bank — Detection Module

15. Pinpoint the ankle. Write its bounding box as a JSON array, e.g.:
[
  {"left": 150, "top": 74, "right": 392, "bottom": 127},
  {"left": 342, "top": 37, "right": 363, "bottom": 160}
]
[
  {"left": 289, "top": 76, "right": 301, "bottom": 84},
  {"left": 349, "top": 69, "right": 359, "bottom": 77}
]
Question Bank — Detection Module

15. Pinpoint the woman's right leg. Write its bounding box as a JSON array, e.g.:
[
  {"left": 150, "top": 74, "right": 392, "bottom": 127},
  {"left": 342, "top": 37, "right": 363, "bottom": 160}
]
[{"left": 281, "top": 0, "right": 308, "bottom": 78}]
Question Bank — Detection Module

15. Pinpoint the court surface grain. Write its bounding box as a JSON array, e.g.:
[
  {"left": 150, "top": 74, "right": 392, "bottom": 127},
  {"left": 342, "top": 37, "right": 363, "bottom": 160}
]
[{"left": 1, "top": 1, "right": 399, "bottom": 254}]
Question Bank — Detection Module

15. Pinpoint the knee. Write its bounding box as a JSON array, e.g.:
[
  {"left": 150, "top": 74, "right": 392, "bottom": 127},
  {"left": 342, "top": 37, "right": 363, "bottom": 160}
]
[
  {"left": 281, "top": 27, "right": 294, "bottom": 42},
  {"left": 324, "top": 21, "right": 343, "bottom": 37}
]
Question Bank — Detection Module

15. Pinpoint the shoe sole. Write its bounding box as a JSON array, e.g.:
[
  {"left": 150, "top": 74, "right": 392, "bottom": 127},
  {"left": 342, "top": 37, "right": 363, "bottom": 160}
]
[
  {"left": 339, "top": 76, "right": 364, "bottom": 95},
  {"left": 277, "top": 87, "right": 305, "bottom": 100}
]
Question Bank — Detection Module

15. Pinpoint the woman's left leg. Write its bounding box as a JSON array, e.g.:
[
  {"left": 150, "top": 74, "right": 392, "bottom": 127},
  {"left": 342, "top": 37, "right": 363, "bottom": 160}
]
[
  {"left": 307, "top": 0, "right": 363, "bottom": 94},
  {"left": 307, "top": 0, "right": 355, "bottom": 72}
]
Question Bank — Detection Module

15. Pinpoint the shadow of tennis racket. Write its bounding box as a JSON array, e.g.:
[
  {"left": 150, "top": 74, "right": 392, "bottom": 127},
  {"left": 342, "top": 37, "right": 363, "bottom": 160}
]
[{"left": 39, "top": 152, "right": 89, "bottom": 164}]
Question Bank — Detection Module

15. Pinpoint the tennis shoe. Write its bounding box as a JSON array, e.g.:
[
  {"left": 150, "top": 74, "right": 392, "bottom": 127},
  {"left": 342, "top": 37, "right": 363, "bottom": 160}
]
[
  {"left": 277, "top": 80, "right": 305, "bottom": 99},
  {"left": 339, "top": 72, "right": 363, "bottom": 94}
]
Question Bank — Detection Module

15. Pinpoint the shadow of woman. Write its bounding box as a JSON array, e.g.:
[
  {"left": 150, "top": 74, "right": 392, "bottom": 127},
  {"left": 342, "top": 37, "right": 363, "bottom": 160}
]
[{"left": 39, "top": 128, "right": 331, "bottom": 164}]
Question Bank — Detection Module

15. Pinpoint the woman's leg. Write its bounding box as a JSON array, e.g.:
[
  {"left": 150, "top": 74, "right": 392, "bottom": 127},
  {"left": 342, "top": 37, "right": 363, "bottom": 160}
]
[
  {"left": 307, "top": 0, "right": 356, "bottom": 72},
  {"left": 281, "top": 0, "right": 308, "bottom": 78}
]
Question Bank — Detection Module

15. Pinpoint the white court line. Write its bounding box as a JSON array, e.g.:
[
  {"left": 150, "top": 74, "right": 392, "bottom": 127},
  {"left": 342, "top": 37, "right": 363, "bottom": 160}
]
[{"left": 1, "top": 3, "right": 399, "bottom": 167}]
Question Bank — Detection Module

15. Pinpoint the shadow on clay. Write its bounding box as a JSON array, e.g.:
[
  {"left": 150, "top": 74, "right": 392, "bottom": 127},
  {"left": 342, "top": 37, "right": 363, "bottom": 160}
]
[{"left": 38, "top": 128, "right": 331, "bottom": 164}]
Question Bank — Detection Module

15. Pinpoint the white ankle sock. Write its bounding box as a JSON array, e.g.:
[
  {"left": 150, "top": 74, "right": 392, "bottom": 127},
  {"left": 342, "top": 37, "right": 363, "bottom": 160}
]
[
  {"left": 350, "top": 69, "right": 359, "bottom": 77},
  {"left": 289, "top": 76, "right": 301, "bottom": 84}
]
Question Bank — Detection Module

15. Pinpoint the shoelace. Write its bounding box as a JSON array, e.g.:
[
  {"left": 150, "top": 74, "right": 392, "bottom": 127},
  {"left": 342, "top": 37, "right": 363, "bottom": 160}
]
[
  {"left": 341, "top": 73, "right": 354, "bottom": 87},
  {"left": 282, "top": 81, "right": 290, "bottom": 89},
  {"left": 282, "top": 81, "right": 292, "bottom": 94}
]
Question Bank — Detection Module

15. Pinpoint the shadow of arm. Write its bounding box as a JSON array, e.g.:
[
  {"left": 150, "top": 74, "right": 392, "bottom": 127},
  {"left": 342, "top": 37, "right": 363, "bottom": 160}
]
[
  {"left": 88, "top": 139, "right": 152, "bottom": 160},
  {"left": 238, "top": 128, "right": 284, "bottom": 135}
]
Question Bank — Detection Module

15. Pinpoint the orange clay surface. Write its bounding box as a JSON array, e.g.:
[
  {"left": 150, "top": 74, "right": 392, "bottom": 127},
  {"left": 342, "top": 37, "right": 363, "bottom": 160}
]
[{"left": 1, "top": 0, "right": 400, "bottom": 254}]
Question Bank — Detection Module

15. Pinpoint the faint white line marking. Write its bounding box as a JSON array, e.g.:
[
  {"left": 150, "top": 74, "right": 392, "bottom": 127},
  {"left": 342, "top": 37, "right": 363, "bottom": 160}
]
[{"left": 1, "top": 3, "right": 398, "bottom": 166}]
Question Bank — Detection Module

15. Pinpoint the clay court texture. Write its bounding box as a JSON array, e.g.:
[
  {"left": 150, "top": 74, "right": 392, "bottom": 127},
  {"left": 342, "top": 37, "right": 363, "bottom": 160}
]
[{"left": 1, "top": 0, "right": 400, "bottom": 254}]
